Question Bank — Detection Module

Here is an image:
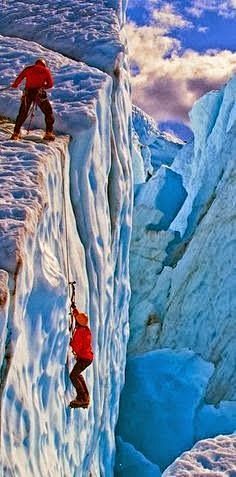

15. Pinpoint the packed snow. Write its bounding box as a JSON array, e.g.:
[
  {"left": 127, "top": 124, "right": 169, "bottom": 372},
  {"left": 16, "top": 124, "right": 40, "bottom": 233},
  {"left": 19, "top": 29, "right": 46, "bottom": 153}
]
[
  {"left": 126, "top": 76, "right": 236, "bottom": 400},
  {"left": 163, "top": 434, "right": 236, "bottom": 477},
  {"left": 117, "top": 349, "right": 212, "bottom": 470},
  {"left": 0, "top": 0, "right": 126, "bottom": 73},
  {"left": 128, "top": 166, "right": 186, "bottom": 353},
  {"left": 0, "top": 36, "right": 111, "bottom": 136}
]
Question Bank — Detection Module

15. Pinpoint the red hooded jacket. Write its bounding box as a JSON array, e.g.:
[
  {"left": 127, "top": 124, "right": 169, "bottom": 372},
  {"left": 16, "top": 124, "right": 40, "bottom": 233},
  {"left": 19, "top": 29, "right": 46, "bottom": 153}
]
[
  {"left": 70, "top": 325, "right": 94, "bottom": 361},
  {"left": 12, "top": 64, "right": 54, "bottom": 90}
]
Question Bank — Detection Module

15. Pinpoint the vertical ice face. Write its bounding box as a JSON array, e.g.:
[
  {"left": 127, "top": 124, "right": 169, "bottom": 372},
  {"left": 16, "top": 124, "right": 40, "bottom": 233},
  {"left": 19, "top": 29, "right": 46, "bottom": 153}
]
[
  {"left": 127, "top": 77, "right": 236, "bottom": 401},
  {"left": 0, "top": 1, "right": 132, "bottom": 475},
  {"left": 132, "top": 105, "right": 183, "bottom": 173},
  {"left": 117, "top": 76, "right": 236, "bottom": 474},
  {"left": 0, "top": 129, "right": 90, "bottom": 477},
  {"left": 157, "top": 77, "right": 236, "bottom": 403}
]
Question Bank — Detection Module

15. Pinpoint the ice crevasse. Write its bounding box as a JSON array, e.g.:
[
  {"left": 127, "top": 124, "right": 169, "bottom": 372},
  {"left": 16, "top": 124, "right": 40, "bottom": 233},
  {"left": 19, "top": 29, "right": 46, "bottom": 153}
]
[
  {"left": 116, "top": 75, "right": 236, "bottom": 475},
  {"left": 0, "top": 1, "right": 132, "bottom": 476}
]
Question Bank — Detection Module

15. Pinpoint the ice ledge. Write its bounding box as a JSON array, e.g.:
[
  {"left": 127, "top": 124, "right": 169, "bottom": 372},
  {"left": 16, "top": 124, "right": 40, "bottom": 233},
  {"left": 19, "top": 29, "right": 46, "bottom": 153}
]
[
  {"left": 0, "top": 120, "right": 69, "bottom": 276},
  {"left": 0, "top": 36, "right": 112, "bottom": 139}
]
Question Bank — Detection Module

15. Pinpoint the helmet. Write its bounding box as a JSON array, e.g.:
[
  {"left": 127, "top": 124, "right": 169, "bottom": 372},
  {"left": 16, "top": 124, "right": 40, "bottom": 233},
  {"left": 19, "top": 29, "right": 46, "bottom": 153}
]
[
  {"left": 73, "top": 308, "right": 88, "bottom": 326},
  {"left": 35, "top": 58, "right": 47, "bottom": 67}
]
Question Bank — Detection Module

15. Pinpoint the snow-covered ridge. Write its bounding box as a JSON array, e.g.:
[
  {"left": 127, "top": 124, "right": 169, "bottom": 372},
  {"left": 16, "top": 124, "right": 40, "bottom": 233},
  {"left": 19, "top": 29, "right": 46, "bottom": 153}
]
[
  {"left": 132, "top": 105, "right": 183, "bottom": 146},
  {"left": 132, "top": 105, "right": 183, "bottom": 175}
]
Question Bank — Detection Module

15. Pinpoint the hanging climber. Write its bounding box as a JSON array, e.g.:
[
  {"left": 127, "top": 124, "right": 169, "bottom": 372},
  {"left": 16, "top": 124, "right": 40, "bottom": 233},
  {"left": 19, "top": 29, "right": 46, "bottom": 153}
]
[
  {"left": 69, "top": 306, "right": 94, "bottom": 409},
  {"left": 10, "top": 58, "right": 55, "bottom": 141}
]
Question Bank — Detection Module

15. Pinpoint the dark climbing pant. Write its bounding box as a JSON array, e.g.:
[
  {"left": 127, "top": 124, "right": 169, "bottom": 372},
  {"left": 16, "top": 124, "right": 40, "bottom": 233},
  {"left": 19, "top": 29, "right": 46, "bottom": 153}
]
[
  {"left": 70, "top": 358, "right": 92, "bottom": 403},
  {"left": 14, "top": 88, "right": 55, "bottom": 134}
]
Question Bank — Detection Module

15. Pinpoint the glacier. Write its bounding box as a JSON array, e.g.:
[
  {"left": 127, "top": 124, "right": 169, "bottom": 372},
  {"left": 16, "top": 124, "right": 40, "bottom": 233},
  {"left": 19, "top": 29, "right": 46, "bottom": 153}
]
[
  {"left": 116, "top": 77, "right": 236, "bottom": 474},
  {"left": 0, "top": 1, "right": 132, "bottom": 476},
  {"left": 0, "top": 1, "right": 235, "bottom": 476}
]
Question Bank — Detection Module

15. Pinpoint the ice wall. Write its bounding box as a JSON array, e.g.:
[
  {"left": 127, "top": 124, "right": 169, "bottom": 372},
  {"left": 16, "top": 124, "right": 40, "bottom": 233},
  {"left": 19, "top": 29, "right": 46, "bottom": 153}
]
[
  {"left": 132, "top": 105, "right": 183, "bottom": 174},
  {"left": 127, "top": 78, "right": 236, "bottom": 400},
  {"left": 157, "top": 77, "right": 236, "bottom": 403},
  {"left": 0, "top": 1, "right": 132, "bottom": 475},
  {"left": 116, "top": 78, "right": 236, "bottom": 474}
]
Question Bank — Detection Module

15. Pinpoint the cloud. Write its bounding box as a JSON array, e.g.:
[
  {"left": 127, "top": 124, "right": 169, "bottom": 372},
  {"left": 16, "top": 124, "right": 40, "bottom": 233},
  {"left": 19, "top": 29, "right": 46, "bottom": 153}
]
[
  {"left": 197, "top": 26, "right": 208, "bottom": 33},
  {"left": 126, "top": 22, "right": 236, "bottom": 123},
  {"left": 127, "top": 1, "right": 194, "bottom": 30},
  {"left": 152, "top": 4, "right": 193, "bottom": 31},
  {"left": 187, "top": 0, "right": 236, "bottom": 18}
]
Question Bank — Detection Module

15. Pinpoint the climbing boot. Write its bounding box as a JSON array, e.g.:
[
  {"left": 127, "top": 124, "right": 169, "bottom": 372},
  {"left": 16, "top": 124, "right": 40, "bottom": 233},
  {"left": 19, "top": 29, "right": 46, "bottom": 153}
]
[
  {"left": 43, "top": 131, "right": 55, "bottom": 141},
  {"left": 10, "top": 132, "right": 21, "bottom": 140},
  {"left": 69, "top": 398, "right": 90, "bottom": 409}
]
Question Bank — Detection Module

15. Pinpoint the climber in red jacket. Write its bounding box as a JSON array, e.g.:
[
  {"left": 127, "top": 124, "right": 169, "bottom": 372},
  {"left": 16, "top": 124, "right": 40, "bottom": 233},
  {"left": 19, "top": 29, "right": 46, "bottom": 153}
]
[
  {"left": 69, "top": 307, "right": 94, "bottom": 409},
  {"left": 10, "top": 58, "right": 55, "bottom": 141}
]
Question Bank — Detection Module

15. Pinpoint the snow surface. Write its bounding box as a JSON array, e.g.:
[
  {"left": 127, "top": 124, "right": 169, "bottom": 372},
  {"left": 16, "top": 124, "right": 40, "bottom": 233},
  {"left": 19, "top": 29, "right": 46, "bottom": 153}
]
[
  {"left": 0, "top": 1, "right": 126, "bottom": 73},
  {"left": 0, "top": 0, "right": 132, "bottom": 474},
  {"left": 0, "top": 0, "right": 235, "bottom": 475},
  {"left": 0, "top": 36, "right": 111, "bottom": 136},
  {"left": 163, "top": 434, "right": 236, "bottom": 477}
]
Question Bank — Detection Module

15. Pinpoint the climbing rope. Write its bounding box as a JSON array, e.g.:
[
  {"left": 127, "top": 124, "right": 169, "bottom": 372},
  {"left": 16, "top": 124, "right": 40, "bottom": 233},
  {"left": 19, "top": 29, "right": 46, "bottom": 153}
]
[
  {"left": 26, "top": 99, "right": 37, "bottom": 135},
  {"left": 60, "top": 154, "right": 77, "bottom": 336}
]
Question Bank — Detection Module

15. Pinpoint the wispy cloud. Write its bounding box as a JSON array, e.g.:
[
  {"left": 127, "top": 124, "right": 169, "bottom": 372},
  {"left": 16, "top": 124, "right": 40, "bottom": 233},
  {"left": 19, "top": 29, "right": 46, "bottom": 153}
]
[
  {"left": 197, "top": 26, "right": 208, "bottom": 33},
  {"left": 126, "top": 22, "right": 236, "bottom": 123},
  {"left": 187, "top": 0, "right": 236, "bottom": 18},
  {"left": 152, "top": 4, "right": 193, "bottom": 32}
]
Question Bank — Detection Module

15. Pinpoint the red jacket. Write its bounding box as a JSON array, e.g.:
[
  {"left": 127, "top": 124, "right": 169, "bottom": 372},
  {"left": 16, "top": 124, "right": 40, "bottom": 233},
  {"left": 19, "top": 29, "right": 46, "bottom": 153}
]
[
  {"left": 70, "top": 325, "right": 94, "bottom": 361},
  {"left": 12, "top": 64, "right": 54, "bottom": 90}
]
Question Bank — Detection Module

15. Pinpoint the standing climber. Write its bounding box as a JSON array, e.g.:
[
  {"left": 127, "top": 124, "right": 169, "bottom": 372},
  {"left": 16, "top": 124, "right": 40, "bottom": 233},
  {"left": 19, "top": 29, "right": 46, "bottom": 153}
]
[
  {"left": 10, "top": 58, "right": 55, "bottom": 141},
  {"left": 69, "top": 307, "right": 94, "bottom": 409}
]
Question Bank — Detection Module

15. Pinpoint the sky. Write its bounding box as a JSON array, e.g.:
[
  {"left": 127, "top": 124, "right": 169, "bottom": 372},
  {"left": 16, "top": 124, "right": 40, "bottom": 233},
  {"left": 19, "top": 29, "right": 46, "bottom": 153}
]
[{"left": 126, "top": 0, "right": 236, "bottom": 140}]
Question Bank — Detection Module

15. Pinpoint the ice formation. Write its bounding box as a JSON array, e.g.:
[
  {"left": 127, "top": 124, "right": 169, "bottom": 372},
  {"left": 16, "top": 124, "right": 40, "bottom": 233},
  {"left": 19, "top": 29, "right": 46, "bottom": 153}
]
[
  {"left": 163, "top": 434, "right": 236, "bottom": 477},
  {"left": 0, "top": 1, "right": 132, "bottom": 476},
  {"left": 0, "top": 1, "right": 235, "bottom": 476},
  {"left": 117, "top": 78, "right": 236, "bottom": 474},
  {"left": 132, "top": 105, "right": 183, "bottom": 174}
]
